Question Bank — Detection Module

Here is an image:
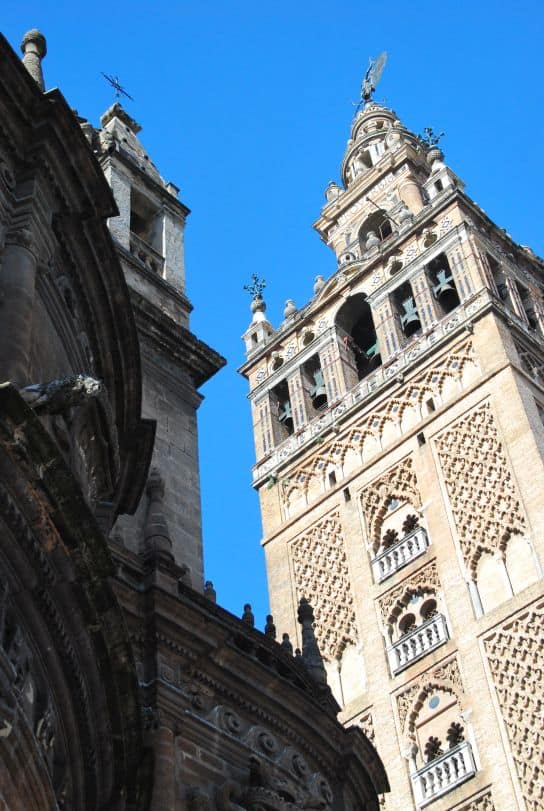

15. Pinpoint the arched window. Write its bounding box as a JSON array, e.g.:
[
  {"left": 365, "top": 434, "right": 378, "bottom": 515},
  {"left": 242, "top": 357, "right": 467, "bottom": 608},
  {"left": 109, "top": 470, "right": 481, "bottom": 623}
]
[
  {"left": 358, "top": 210, "right": 393, "bottom": 253},
  {"left": 271, "top": 379, "right": 293, "bottom": 438},
  {"left": 427, "top": 253, "right": 460, "bottom": 315},
  {"left": 393, "top": 281, "right": 421, "bottom": 338},
  {"left": 335, "top": 293, "right": 381, "bottom": 381},
  {"left": 302, "top": 354, "right": 328, "bottom": 412}
]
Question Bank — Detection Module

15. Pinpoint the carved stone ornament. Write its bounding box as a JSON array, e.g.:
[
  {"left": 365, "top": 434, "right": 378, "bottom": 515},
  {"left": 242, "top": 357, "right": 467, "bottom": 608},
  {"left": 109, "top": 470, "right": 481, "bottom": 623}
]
[
  {"left": 483, "top": 599, "right": 544, "bottom": 809},
  {"left": 361, "top": 456, "right": 421, "bottom": 550},
  {"left": 194, "top": 704, "right": 334, "bottom": 810},
  {"left": 396, "top": 656, "right": 464, "bottom": 736},
  {"left": 20, "top": 374, "right": 106, "bottom": 415},
  {"left": 282, "top": 340, "right": 476, "bottom": 517},
  {"left": 378, "top": 559, "right": 440, "bottom": 626},
  {"left": 290, "top": 511, "right": 357, "bottom": 661},
  {"left": 434, "top": 401, "right": 527, "bottom": 574}
]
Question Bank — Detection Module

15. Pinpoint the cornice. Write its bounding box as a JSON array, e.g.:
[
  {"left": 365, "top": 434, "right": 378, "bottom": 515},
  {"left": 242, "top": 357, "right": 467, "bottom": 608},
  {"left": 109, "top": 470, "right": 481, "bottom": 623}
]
[{"left": 129, "top": 288, "right": 226, "bottom": 388}]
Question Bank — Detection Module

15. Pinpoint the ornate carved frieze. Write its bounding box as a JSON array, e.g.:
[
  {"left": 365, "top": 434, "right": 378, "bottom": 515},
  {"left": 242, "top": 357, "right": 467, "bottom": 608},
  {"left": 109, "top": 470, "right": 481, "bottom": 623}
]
[
  {"left": 483, "top": 599, "right": 544, "bottom": 809},
  {"left": 183, "top": 702, "right": 335, "bottom": 811},
  {"left": 280, "top": 340, "right": 476, "bottom": 512},
  {"left": 289, "top": 511, "right": 357, "bottom": 662},
  {"left": 377, "top": 559, "right": 440, "bottom": 627},
  {"left": 451, "top": 789, "right": 496, "bottom": 811},
  {"left": 434, "top": 401, "right": 527, "bottom": 574},
  {"left": 395, "top": 656, "right": 464, "bottom": 738},
  {"left": 360, "top": 456, "right": 421, "bottom": 549}
]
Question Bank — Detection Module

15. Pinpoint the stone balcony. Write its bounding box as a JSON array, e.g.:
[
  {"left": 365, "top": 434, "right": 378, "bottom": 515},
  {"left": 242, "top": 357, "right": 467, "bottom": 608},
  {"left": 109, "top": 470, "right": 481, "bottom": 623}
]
[
  {"left": 372, "top": 527, "right": 429, "bottom": 583},
  {"left": 388, "top": 614, "right": 449, "bottom": 676},
  {"left": 129, "top": 231, "right": 165, "bottom": 275},
  {"left": 411, "top": 741, "right": 477, "bottom": 806}
]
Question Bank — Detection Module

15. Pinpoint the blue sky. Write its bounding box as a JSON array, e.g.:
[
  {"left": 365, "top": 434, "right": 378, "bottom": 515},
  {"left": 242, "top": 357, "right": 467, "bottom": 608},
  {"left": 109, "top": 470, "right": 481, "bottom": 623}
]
[{"left": 3, "top": 2, "right": 544, "bottom": 630}]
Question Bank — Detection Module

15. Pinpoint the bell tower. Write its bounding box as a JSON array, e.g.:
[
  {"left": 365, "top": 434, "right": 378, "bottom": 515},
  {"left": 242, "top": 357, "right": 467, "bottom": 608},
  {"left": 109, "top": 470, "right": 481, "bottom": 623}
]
[
  {"left": 89, "top": 101, "right": 225, "bottom": 586},
  {"left": 240, "top": 82, "right": 544, "bottom": 809}
]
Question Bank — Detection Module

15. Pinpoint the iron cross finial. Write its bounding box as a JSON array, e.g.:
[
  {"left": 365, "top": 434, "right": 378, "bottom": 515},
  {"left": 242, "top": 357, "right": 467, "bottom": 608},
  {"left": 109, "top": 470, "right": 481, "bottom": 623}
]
[
  {"left": 101, "top": 72, "right": 134, "bottom": 102},
  {"left": 243, "top": 274, "right": 266, "bottom": 299}
]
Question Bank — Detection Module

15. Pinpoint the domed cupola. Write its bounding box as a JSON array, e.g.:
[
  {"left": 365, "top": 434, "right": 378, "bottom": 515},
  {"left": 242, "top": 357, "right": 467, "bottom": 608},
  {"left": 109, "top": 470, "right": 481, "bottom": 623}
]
[{"left": 341, "top": 103, "right": 420, "bottom": 188}]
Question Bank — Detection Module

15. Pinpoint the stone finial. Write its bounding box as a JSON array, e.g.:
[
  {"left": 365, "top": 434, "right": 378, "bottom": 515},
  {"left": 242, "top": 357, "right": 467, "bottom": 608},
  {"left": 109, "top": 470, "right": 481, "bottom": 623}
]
[
  {"left": 242, "top": 604, "right": 254, "bottom": 627},
  {"left": 204, "top": 581, "right": 217, "bottom": 602},
  {"left": 284, "top": 299, "right": 297, "bottom": 319},
  {"left": 20, "top": 29, "right": 47, "bottom": 91},
  {"left": 144, "top": 467, "right": 173, "bottom": 559},
  {"left": 280, "top": 633, "right": 293, "bottom": 654},
  {"left": 325, "top": 181, "right": 342, "bottom": 202},
  {"left": 313, "top": 275, "right": 326, "bottom": 295},
  {"left": 365, "top": 230, "right": 380, "bottom": 251},
  {"left": 264, "top": 615, "right": 276, "bottom": 640},
  {"left": 297, "top": 597, "right": 327, "bottom": 685},
  {"left": 250, "top": 294, "right": 267, "bottom": 323}
]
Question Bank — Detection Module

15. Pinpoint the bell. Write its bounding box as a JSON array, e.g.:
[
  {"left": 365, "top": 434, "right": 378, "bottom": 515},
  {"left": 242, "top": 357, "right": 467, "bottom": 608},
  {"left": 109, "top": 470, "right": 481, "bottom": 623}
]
[
  {"left": 309, "top": 369, "right": 327, "bottom": 409},
  {"left": 433, "top": 268, "right": 460, "bottom": 312},
  {"left": 363, "top": 341, "right": 382, "bottom": 369},
  {"left": 278, "top": 399, "right": 292, "bottom": 424},
  {"left": 432, "top": 269, "right": 456, "bottom": 300},
  {"left": 399, "top": 297, "right": 421, "bottom": 337}
]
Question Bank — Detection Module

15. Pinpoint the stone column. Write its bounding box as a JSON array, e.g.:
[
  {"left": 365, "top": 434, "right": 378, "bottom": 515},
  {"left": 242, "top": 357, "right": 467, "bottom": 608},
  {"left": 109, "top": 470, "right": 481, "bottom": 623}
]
[
  {"left": 373, "top": 299, "right": 403, "bottom": 362},
  {"left": 411, "top": 268, "right": 440, "bottom": 329},
  {"left": 287, "top": 367, "right": 310, "bottom": 432},
  {"left": 20, "top": 30, "right": 47, "bottom": 91},
  {"left": 0, "top": 227, "right": 38, "bottom": 386},
  {"left": 398, "top": 176, "right": 424, "bottom": 214}
]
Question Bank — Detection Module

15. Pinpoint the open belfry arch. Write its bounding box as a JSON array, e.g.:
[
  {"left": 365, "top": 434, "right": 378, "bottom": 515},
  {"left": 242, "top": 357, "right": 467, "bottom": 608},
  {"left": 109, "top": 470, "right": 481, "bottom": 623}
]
[{"left": 240, "top": 61, "right": 544, "bottom": 810}]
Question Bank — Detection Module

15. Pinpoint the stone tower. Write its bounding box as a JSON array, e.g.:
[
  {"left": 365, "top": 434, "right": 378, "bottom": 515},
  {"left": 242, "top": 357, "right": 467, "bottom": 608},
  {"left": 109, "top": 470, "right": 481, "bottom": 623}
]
[
  {"left": 240, "top": 92, "right": 544, "bottom": 809},
  {"left": 91, "top": 102, "right": 225, "bottom": 585}
]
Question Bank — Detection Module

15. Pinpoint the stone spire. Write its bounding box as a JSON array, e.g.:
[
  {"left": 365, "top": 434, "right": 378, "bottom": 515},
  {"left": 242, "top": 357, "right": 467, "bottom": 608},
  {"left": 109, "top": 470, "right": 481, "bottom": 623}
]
[
  {"left": 20, "top": 29, "right": 46, "bottom": 91},
  {"left": 297, "top": 598, "right": 327, "bottom": 685}
]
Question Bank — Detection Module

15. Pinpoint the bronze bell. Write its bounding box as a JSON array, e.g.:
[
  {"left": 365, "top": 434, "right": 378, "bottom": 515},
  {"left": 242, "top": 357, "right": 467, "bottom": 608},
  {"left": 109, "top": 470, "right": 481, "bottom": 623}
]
[
  {"left": 278, "top": 399, "right": 292, "bottom": 425},
  {"left": 399, "top": 296, "right": 421, "bottom": 337},
  {"left": 432, "top": 269, "right": 456, "bottom": 301},
  {"left": 309, "top": 369, "right": 327, "bottom": 409}
]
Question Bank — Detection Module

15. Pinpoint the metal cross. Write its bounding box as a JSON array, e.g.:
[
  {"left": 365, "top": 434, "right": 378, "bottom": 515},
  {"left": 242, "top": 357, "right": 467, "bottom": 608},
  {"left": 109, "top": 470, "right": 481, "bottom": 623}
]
[
  {"left": 243, "top": 274, "right": 266, "bottom": 299},
  {"left": 101, "top": 73, "right": 134, "bottom": 102}
]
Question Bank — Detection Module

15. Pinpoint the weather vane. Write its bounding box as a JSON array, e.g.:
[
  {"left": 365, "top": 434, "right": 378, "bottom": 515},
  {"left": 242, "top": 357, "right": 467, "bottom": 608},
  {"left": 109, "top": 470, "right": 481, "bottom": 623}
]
[
  {"left": 355, "top": 51, "right": 387, "bottom": 111},
  {"left": 243, "top": 274, "right": 266, "bottom": 299},
  {"left": 101, "top": 72, "right": 134, "bottom": 102}
]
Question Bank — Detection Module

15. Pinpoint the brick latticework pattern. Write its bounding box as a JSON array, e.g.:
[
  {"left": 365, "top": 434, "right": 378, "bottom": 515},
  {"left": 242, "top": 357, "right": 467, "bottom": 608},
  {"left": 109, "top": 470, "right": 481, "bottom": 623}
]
[
  {"left": 378, "top": 559, "right": 440, "bottom": 626},
  {"left": 452, "top": 790, "right": 496, "bottom": 810},
  {"left": 396, "top": 657, "right": 463, "bottom": 736},
  {"left": 360, "top": 456, "right": 421, "bottom": 550},
  {"left": 281, "top": 340, "right": 476, "bottom": 509},
  {"left": 435, "top": 401, "right": 527, "bottom": 573},
  {"left": 484, "top": 600, "right": 544, "bottom": 810},
  {"left": 290, "top": 512, "right": 357, "bottom": 661}
]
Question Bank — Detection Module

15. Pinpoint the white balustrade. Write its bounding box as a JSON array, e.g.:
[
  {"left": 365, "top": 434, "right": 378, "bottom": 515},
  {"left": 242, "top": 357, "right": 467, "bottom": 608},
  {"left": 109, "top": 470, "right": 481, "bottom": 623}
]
[
  {"left": 388, "top": 614, "right": 449, "bottom": 675},
  {"left": 372, "top": 527, "right": 429, "bottom": 582},
  {"left": 411, "top": 741, "right": 476, "bottom": 806}
]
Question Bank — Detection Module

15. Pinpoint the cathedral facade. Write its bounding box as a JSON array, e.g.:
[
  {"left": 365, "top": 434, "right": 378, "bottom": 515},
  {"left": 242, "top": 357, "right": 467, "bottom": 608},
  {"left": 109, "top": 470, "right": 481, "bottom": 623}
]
[
  {"left": 0, "top": 29, "right": 386, "bottom": 811},
  {"left": 241, "top": 84, "right": 544, "bottom": 809}
]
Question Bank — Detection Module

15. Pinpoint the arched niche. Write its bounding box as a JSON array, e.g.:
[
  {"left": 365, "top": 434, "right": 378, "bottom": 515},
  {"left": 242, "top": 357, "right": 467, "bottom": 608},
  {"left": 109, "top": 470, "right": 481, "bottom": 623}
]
[
  {"left": 358, "top": 210, "right": 393, "bottom": 252},
  {"left": 505, "top": 534, "right": 539, "bottom": 595},
  {"left": 475, "top": 551, "right": 511, "bottom": 613},
  {"left": 335, "top": 293, "right": 381, "bottom": 381}
]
